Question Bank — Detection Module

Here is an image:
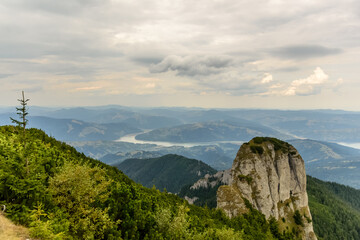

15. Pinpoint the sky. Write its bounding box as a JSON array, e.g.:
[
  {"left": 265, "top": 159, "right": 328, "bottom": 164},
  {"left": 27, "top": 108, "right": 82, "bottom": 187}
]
[{"left": 0, "top": 0, "right": 359, "bottom": 110}]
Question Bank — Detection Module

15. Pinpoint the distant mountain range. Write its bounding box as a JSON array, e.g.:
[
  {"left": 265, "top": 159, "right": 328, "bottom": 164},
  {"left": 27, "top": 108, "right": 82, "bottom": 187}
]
[
  {"left": 3, "top": 105, "right": 360, "bottom": 188},
  {"left": 96, "top": 143, "right": 235, "bottom": 170},
  {"left": 289, "top": 139, "right": 360, "bottom": 188},
  {"left": 135, "top": 120, "right": 291, "bottom": 143}
]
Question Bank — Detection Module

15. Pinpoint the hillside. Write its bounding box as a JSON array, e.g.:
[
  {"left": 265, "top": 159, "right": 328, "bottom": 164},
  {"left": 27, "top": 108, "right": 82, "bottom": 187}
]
[
  {"left": 180, "top": 174, "right": 360, "bottom": 240},
  {"left": 289, "top": 139, "right": 360, "bottom": 188},
  {"left": 307, "top": 176, "right": 360, "bottom": 240},
  {"left": 135, "top": 120, "right": 290, "bottom": 143},
  {"left": 0, "top": 114, "right": 142, "bottom": 142},
  {"left": 73, "top": 140, "right": 235, "bottom": 170},
  {"left": 0, "top": 125, "right": 294, "bottom": 240},
  {"left": 177, "top": 156, "right": 360, "bottom": 240},
  {"left": 115, "top": 154, "right": 217, "bottom": 193}
]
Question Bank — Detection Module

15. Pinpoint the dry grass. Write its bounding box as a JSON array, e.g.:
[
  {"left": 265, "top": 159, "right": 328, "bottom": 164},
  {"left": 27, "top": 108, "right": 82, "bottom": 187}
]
[{"left": 0, "top": 214, "right": 31, "bottom": 240}]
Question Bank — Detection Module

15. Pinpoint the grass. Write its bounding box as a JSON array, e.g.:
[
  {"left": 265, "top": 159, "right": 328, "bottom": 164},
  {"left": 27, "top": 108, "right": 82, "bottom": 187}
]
[{"left": 0, "top": 214, "right": 30, "bottom": 240}]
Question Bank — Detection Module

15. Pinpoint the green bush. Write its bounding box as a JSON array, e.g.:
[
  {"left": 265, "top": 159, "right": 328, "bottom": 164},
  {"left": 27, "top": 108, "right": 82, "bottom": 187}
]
[
  {"left": 293, "top": 210, "right": 304, "bottom": 226},
  {"left": 238, "top": 174, "right": 253, "bottom": 184},
  {"left": 250, "top": 145, "right": 264, "bottom": 155}
]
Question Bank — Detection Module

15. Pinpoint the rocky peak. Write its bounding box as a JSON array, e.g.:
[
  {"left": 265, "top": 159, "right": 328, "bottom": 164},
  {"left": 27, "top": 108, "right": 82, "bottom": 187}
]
[{"left": 217, "top": 137, "right": 317, "bottom": 240}]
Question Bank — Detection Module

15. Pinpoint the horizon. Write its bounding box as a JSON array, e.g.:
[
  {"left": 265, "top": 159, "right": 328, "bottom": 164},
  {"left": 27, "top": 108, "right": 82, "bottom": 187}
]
[
  {"left": 1, "top": 1, "right": 359, "bottom": 110},
  {"left": 1, "top": 104, "right": 360, "bottom": 113}
]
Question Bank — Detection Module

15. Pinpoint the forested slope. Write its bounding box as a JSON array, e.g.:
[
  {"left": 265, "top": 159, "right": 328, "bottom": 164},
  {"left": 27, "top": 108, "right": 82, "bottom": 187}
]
[
  {"left": 0, "top": 126, "right": 295, "bottom": 240},
  {"left": 179, "top": 173, "right": 360, "bottom": 240},
  {"left": 307, "top": 176, "right": 360, "bottom": 240},
  {"left": 115, "top": 154, "right": 217, "bottom": 193}
]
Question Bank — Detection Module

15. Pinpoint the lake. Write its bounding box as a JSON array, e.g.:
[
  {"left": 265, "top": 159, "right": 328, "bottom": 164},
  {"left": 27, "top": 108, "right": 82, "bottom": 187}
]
[{"left": 116, "top": 132, "right": 244, "bottom": 147}]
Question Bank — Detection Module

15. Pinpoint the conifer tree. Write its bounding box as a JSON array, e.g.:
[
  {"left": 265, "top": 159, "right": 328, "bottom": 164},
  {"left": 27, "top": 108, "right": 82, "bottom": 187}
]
[
  {"left": 10, "top": 91, "right": 30, "bottom": 135},
  {"left": 10, "top": 90, "right": 30, "bottom": 174}
]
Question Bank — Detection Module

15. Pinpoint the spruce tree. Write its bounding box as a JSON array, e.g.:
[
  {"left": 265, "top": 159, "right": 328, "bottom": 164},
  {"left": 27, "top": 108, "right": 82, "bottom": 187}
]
[
  {"left": 10, "top": 91, "right": 30, "bottom": 174},
  {"left": 10, "top": 91, "right": 30, "bottom": 135}
]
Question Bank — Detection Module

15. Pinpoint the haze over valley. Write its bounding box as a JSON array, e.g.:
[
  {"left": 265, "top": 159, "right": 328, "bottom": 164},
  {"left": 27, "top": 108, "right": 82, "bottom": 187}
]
[{"left": 2, "top": 105, "right": 360, "bottom": 188}]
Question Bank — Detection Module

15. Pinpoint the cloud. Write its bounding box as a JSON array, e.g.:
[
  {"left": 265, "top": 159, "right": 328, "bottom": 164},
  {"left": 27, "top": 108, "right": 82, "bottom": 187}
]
[
  {"left": 7, "top": 0, "right": 108, "bottom": 15},
  {"left": 173, "top": 69, "right": 271, "bottom": 96},
  {"left": 281, "top": 67, "right": 345, "bottom": 96},
  {"left": 71, "top": 86, "right": 102, "bottom": 92},
  {"left": 271, "top": 45, "right": 342, "bottom": 60},
  {"left": 149, "top": 55, "right": 233, "bottom": 76},
  {"left": 261, "top": 73, "right": 273, "bottom": 84},
  {"left": 260, "top": 67, "right": 344, "bottom": 97},
  {"left": 284, "top": 67, "right": 328, "bottom": 96},
  {"left": 0, "top": 0, "right": 358, "bottom": 108},
  {"left": 24, "top": 86, "right": 43, "bottom": 93},
  {"left": 0, "top": 74, "right": 13, "bottom": 79}
]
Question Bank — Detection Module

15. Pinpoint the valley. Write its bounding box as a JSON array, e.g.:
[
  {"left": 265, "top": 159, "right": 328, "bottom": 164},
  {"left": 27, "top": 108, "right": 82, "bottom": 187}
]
[
  {"left": 2, "top": 105, "right": 360, "bottom": 239},
  {"left": 2, "top": 105, "right": 360, "bottom": 188}
]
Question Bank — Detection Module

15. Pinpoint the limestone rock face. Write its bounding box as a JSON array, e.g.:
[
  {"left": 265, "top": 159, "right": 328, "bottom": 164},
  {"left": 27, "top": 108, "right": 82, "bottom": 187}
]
[
  {"left": 190, "top": 169, "right": 232, "bottom": 190},
  {"left": 217, "top": 137, "right": 317, "bottom": 240}
]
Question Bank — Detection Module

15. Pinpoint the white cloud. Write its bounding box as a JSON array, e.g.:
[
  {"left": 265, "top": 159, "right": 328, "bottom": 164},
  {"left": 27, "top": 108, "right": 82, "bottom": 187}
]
[
  {"left": 260, "top": 67, "right": 344, "bottom": 97},
  {"left": 261, "top": 73, "right": 273, "bottom": 84},
  {"left": 72, "top": 86, "right": 102, "bottom": 92},
  {"left": 284, "top": 67, "right": 328, "bottom": 96}
]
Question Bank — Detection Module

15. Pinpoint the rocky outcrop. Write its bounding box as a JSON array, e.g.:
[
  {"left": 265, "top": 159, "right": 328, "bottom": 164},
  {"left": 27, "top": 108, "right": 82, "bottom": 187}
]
[
  {"left": 190, "top": 169, "right": 232, "bottom": 190},
  {"left": 217, "top": 137, "right": 317, "bottom": 240}
]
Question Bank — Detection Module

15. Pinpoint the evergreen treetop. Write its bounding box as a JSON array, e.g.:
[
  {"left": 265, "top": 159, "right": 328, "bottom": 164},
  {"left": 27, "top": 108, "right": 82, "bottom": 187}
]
[{"left": 10, "top": 91, "right": 30, "bottom": 131}]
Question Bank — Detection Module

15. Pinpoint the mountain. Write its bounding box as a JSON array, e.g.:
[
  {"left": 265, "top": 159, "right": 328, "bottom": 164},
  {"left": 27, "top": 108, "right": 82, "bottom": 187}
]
[
  {"left": 108, "top": 136, "right": 360, "bottom": 240},
  {"left": 28, "top": 116, "right": 141, "bottom": 141},
  {"left": 0, "top": 125, "right": 294, "bottom": 239},
  {"left": 179, "top": 169, "right": 231, "bottom": 207},
  {"left": 69, "top": 140, "right": 158, "bottom": 159},
  {"left": 70, "top": 136, "right": 360, "bottom": 187},
  {"left": 135, "top": 120, "right": 291, "bottom": 143},
  {"left": 289, "top": 139, "right": 360, "bottom": 188},
  {"left": 114, "top": 154, "right": 217, "bottom": 193},
  {"left": 100, "top": 150, "right": 164, "bottom": 165},
  {"left": 181, "top": 171, "right": 360, "bottom": 240},
  {"left": 179, "top": 139, "right": 360, "bottom": 240},
  {"left": 41, "top": 107, "right": 136, "bottom": 123},
  {"left": 73, "top": 141, "right": 237, "bottom": 170},
  {"left": 217, "top": 137, "right": 317, "bottom": 239},
  {"left": 5, "top": 106, "right": 360, "bottom": 142},
  {"left": 289, "top": 139, "right": 360, "bottom": 161},
  {"left": 30, "top": 107, "right": 183, "bottom": 128},
  {"left": 1, "top": 113, "right": 142, "bottom": 142},
  {"left": 120, "top": 115, "right": 182, "bottom": 129},
  {"left": 222, "top": 109, "right": 360, "bottom": 142}
]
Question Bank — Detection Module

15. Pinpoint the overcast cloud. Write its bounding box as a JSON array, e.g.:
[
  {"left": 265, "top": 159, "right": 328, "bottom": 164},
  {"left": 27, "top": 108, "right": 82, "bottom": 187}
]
[{"left": 0, "top": 0, "right": 359, "bottom": 109}]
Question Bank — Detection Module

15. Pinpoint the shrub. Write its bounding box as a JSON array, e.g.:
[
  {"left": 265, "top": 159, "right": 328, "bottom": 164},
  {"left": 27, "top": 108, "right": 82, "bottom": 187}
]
[
  {"left": 250, "top": 145, "right": 264, "bottom": 155},
  {"left": 293, "top": 210, "right": 304, "bottom": 226}
]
